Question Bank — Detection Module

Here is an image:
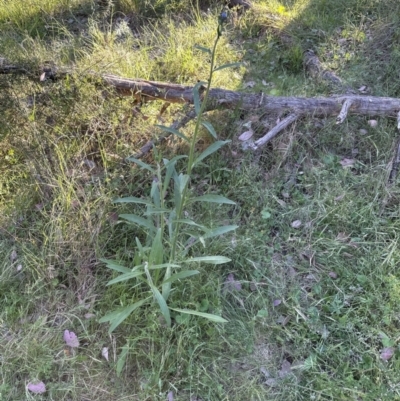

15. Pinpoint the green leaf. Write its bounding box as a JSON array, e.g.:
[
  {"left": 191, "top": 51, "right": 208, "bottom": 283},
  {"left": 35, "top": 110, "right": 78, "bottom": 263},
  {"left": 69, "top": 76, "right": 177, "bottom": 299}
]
[
  {"left": 173, "top": 219, "right": 207, "bottom": 230},
  {"left": 194, "top": 44, "right": 211, "bottom": 55},
  {"left": 113, "top": 196, "right": 154, "bottom": 206},
  {"left": 193, "top": 86, "right": 201, "bottom": 116},
  {"left": 214, "top": 62, "right": 243, "bottom": 72},
  {"left": 150, "top": 179, "right": 161, "bottom": 208},
  {"left": 201, "top": 121, "right": 217, "bottom": 139},
  {"left": 143, "top": 208, "right": 170, "bottom": 216},
  {"left": 116, "top": 345, "right": 129, "bottom": 377},
  {"left": 193, "top": 140, "right": 230, "bottom": 168},
  {"left": 204, "top": 225, "right": 239, "bottom": 239},
  {"left": 162, "top": 270, "right": 200, "bottom": 284},
  {"left": 175, "top": 173, "right": 189, "bottom": 195},
  {"left": 148, "top": 263, "right": 181, "bottom": 270},
  {"left": 107, "top": 270, "right": 144, "bottom": 285},
  {"left": 125, "top": 157, "right": 155, "bottom": 173},
  {"left": 145, "top": 264, "right": 171, "bottom": 327},
  {"left": 170, "top": 308, "right": 228, "bottom": 323},
  {"left": 190, "top": 194, "right": 236, "bottom": 205},
  {"left": 99, "top": 298, "right": 150, "bottom": 333},
  {"left": 193, "top": 81, "right": 207, "bottom": 116},
  {"left": 183, "top": 256, "right": 231, "bottom": 265},
  {"left": 119, "top": 214, "right": 155, "bottom": 232},
  {"left": 156, "top": 125, "right": 189, "bottom": 142},
  {"left": 100, "top": 259, "right": 131, "bottom": 274},
  {"left": 149, "top": 228, "right": 163, "bottom": 265}
]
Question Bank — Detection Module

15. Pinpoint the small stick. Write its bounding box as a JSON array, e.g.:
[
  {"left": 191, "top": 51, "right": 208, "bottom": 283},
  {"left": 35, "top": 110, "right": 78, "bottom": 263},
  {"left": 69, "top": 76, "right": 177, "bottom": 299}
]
[
  {"left": 131, "top": 109, "right": 196, "bottom": 159},
  {"left": 254, "top": 113, "right": 299, "bottom": 148},
  {"left": 336, "top": 99, "right": 354, "bottom": 124}
]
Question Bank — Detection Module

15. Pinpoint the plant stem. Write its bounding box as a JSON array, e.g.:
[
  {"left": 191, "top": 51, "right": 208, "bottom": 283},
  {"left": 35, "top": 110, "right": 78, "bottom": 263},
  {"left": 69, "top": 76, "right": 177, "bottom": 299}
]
[{"left": 168, "top": 23, "right": 222, "bottom": 265}]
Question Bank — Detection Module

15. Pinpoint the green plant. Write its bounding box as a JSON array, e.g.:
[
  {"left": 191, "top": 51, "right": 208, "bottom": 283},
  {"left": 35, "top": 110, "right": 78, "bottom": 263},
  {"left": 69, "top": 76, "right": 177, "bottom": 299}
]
[{"left": 99, "top": 9, "right": 239, "bottom": 333}]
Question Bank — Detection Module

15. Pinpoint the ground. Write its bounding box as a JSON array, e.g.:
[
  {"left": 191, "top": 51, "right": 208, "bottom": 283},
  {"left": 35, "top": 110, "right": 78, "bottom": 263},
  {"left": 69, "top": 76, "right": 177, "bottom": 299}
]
[{"left": 2, "top": 0, "right": 400, "bottom": 400}]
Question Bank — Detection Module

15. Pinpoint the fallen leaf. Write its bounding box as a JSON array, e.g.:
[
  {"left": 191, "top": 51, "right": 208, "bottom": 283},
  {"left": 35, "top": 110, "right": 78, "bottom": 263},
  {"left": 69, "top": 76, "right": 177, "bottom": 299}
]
[
  {"left": 368, "top": 119, "right": 378, "bottom": 128},
  {"left": 358, "top": 85, "right": 367, "bottom": 92},
  {"left": 27, "top": 381, "right": 46, "bottom": 394},
  {"left": 273, "top": 299, "right": 282, "bottom": 307},
  {"left": 102, "top": 347, "right": 109, "bottom": 361},
  {"left": 63, "top": 330, "right": 79, "bottom": 348},
  {"left": 238, "top": 129, "right": 254, "bottom": 141},
  {"left": 244, "top": 81, "right": 255, "bottom": 88},
  {"left": 339, "top": 158, "right": 355, "bottom": 168},
  {"left": 278, "top": 359, "right": 292, "bottom": 378},
  {"left": 380, "top": 347, "right": 394, "bottom": 361},
  {"left": 40, "top": 72, "right": 46, "bottom": 82},
  {"left": 291, "top": 220, "right": 302, "bottom": 229}
]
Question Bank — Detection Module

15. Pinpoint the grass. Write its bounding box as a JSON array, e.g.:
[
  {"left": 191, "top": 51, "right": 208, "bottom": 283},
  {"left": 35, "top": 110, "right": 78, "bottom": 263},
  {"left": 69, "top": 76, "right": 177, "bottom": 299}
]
[{"left": 2, "top": 0, "right": 400, "bottom": 399}]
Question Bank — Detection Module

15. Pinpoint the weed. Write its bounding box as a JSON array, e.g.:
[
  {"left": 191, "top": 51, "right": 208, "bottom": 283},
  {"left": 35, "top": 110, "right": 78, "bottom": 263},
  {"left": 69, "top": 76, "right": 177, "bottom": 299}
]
[{"left": 99, "top": 9, "right": 238, "bottom": 339}]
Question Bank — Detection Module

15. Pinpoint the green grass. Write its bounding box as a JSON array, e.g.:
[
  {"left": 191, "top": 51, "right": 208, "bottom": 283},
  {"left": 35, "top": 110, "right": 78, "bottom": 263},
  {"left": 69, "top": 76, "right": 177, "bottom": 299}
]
[{"left": 2, "top": 0, "right": 400, "bottom": 399}]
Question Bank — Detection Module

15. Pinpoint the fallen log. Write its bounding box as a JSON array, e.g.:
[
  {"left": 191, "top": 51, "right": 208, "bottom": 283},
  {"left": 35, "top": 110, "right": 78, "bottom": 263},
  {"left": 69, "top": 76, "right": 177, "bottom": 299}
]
[
  {"left": 102, "top": 74, "right": 400, "bottom": 119},
  {"left": 2, "top": 60, "right": 400, "bottom": 149}
]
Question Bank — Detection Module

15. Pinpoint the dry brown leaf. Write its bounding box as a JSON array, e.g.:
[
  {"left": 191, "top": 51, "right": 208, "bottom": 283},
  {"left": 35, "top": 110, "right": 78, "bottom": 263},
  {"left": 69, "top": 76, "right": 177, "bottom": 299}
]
[{"left": 238, "top": 129, "right": 254, "bottom": 141}]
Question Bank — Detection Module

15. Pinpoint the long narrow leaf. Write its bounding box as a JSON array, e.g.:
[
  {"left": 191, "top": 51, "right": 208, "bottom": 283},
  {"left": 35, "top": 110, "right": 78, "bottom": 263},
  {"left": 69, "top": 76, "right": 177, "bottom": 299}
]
[
  {"left": 214, "top": 62, "right": 243, "bottom": 72},
  {"left": 193, "top": 81, "right": 206, "bottom": 116},
  {"left": 143, "top": 208, "right": 170, "bottom": 216},
  {"left": 183, "top": 256, "right": 231, "bottom": 265},
  {"left": 125, "top": 157, "right": 155, "bottom": 173},
  {"left": 116, "top": 345, "right": 129, "bottom": 377},
  {"left": 149, "top": 228, "right": 163, "bottom": 265},
  {"left": 201, "top": 121, "right": 217, "bottom": 139},
  {"left": 148, "top": 263, "right": 181, "bottom": 270},
  {"left": 173, "top": 219, "right": 207, "bottom": 230},
  {"left": 162, "top": 270, "right": 200, "bottom": 284},
  {"left": 156, "top": 125, "right": 189, "bottom": 142},
  {"left": 144, "top": 264, "right": 171, "bottom": 327},
  {"left": 189, "top": 194, "right": 236, "bottom": 205},
  {"left": 170, "top": 308, "right": 228, "bottom": 323},
  {"left": 204, "top": 225, "right": 239, "bottom": 239},
  {"left": 113, "top": 197, "right": 153, "bottom": 206},
  {"left": 100, "top": 259, "right": 131, "bottom": 274},
  {"left": 120, "top": 214, "right": 155, "bottom": 232},
  {"left": 99, "top": 298, "right": 150, "bottom": 333},
  {"left": 194, "top": 44, "right": 211, "bottom": 55},
  {"left": 107, "top": 270, "right": 144, "bottom": 285},
  {"left": 193, "top": 141, "right": 230, "bottom": 168}
]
